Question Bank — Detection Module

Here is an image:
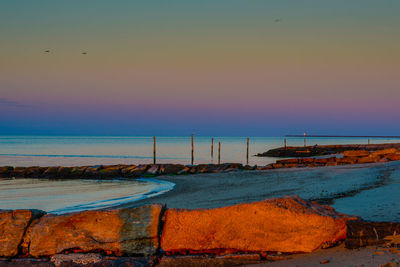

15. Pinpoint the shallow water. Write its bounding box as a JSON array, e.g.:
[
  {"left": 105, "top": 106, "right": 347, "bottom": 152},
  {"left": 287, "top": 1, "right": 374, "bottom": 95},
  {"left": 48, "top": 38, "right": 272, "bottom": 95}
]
[
  {"left": 332, "top": 161, "right": 400, "bottom": 221},
  {"left": 1, "top": 135, "right": 399, "bottom": 167},
  {"left": 0, "top": 178, "right": 174, "bottom": 214}
]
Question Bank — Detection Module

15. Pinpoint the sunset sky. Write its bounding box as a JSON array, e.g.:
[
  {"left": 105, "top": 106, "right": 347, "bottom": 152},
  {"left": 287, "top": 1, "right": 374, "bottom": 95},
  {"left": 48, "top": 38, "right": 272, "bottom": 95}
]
[{"left": 1, "top": 0, "right": 399, "bottom": 136}]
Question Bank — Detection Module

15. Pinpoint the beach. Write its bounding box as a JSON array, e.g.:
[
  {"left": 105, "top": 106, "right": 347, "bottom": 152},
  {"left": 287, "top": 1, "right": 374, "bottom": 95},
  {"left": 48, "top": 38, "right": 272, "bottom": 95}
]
[
  {"left": 132, "top": 161, "right": 400, "bottom": 222},
  {"left": 248, "top": 244, "right": 400, "bottom": 267}
]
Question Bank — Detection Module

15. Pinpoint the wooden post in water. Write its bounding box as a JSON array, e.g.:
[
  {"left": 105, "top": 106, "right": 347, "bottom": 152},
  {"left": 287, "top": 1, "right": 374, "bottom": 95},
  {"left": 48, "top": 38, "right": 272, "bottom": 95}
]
[
  {"left": 303, "top": 132, "right": 306, "bottom": 147},
  {"left": 218, "top": 142, "right": 221, "bottom": 165},
  {"left": 368, "top": 138, "right": 370, "bottom": 145},
  {"left": 153, "top": 136, "right": 156, "bottom": 164},
  {"left": 284, "top": 138, "right": 287, "bottom": 149},
  {"left": 246, "top": 137, "right": 249, "bottom": 165},
  {"left": 191, "top": 134, "right": 194, "bottom": 165},
  {"left": 211, "top": 138, "right": 214, "bottom": 161}
]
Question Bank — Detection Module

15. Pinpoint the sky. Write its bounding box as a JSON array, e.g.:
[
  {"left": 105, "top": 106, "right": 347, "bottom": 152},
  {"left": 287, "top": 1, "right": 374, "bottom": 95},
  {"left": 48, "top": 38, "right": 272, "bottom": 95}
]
[{"left": 0, "top": 0, "right": 399, "bottom": 136}]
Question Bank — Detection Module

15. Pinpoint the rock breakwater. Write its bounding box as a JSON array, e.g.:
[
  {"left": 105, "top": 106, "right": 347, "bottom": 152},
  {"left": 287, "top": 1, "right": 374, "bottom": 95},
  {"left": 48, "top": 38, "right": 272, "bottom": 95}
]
[
  {"left": 0, "top": 163, "right": 251, "bottom": 180},
  {"left": 258, "top": 143, "right": 400, "bottom": 158},
  {"left": 257, "top": 147, "right": 400, "bottom": 170}
]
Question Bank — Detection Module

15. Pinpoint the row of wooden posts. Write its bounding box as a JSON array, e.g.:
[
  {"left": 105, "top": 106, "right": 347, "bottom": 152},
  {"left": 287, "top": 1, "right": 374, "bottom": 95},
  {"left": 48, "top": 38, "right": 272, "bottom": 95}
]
[
  {"left": 283, "top": 137, "right": 306, "bottom": 148},
  {"left": 152, "top": 135, "right": 250, "bottom": 166},
  {"left": 152, "top": 136, "right": 374, "bottom": 165},
  {"left": 152, "top": 136, "right": 373, "bottom": 165}
]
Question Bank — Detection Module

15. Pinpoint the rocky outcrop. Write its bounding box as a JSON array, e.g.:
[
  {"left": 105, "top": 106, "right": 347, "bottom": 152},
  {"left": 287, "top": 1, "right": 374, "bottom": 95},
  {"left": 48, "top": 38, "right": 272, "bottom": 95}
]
[
  {"left": 21, "top": 204, "right": 164, "bottom": 257},
  {"left": 161, "top": 196, "right": 352, "bottom": 254},
  {"left": 258, "top": 143, "right": 400, "bottom": 158},
  {"left": 0, "top": 209, "right": 45, "bottom": 257},
  {"left": 343, "top": 150, "right": 370, "bottom": 157},
  {"left": 345, "top": 220, "right": 400, "bottom": 249},
  {"left": 257, "top": 148, "right": 400, "bottom": 170}
]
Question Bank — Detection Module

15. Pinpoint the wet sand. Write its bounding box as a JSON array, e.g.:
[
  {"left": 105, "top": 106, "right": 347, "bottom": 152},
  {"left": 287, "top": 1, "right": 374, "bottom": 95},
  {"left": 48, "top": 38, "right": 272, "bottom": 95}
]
[
  {"left": 133, "top": 161, "right": 400, "bottom": 222},
  {"left": 247, "top": 244, "right": 400, "bottom": 267}
]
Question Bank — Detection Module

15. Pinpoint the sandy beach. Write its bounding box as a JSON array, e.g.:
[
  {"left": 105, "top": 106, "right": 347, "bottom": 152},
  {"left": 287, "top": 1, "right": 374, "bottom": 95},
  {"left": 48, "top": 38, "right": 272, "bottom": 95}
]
[
  {"left": 133, "top": 162, "right": 400, "bottom": 221},
  {"left": 247, "top": 244, "right": 400, "bottom": 267}
]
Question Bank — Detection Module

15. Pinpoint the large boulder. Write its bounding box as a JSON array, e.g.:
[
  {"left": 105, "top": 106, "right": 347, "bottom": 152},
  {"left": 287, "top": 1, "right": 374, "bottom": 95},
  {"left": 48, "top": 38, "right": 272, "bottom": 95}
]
[
  {"left": 161, "top": 196, "right": 351, "bottom": 254},
  {"left": 22, "top": 204, "right": 164, "bottom": 257},
  {"left": 0, "top": 209, "right": 45, "bottom": 257}
]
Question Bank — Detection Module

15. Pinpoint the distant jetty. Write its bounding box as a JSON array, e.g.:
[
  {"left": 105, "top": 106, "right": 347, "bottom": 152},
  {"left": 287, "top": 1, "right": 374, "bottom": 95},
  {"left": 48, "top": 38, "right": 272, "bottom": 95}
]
[
  {"left": 257, "top": 143, "right": 400, "bottom": 158},
  {"left": 286, "top": 134, "right": 400, "bottom": 138}
]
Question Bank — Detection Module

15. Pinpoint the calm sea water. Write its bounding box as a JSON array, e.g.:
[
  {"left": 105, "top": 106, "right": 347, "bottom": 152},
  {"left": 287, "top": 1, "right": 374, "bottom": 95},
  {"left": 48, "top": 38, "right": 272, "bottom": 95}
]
[
  {"left": 1, "top": 135, "right": 400, "bottom": 167},
  {"left": 0, "top": 178, "right": 174, "bottom": 214}
]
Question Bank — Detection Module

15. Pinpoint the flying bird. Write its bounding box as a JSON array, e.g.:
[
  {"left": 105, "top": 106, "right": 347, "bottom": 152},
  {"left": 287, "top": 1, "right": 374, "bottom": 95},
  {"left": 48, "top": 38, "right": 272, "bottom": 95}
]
[
  {"left": 82, "top": 52, "right": 87, "bottom": 55},
  {"left": 44, "top": 50, "right": 50, "bottom": 53},
  {"left": 275, "top": 19, "right": 281, "bottom": 22}
]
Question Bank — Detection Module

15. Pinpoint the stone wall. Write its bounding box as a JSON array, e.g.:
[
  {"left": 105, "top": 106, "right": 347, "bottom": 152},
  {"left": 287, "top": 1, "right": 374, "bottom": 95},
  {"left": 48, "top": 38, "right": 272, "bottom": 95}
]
[{"left": 0, "top": 163, "right": 252, "bottom": 180}]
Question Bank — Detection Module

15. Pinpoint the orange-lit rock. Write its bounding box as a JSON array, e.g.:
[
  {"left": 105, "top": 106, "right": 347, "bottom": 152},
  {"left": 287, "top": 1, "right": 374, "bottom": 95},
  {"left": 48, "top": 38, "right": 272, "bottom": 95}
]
[
  {"left": 22, "top": 204, "right": 163, "bottom": 257},
  {"left": 271, "top": 163, "right": 284, "bottom": 169},
  {"left": 314, "top": 158, "right": 328, "bottom": 164},
  {"left": 386, "top": 153, "right": 400, "bottom": 161},
  {"left": 326, "top": 162, "right": 338, "bottom": 166},
  {"left": 276, "top": 159, "right": 299, "bottom": 164},
  {"left": 0, "top": 209, "right": 45, "bottom": 257},
  {"left": 343, "top": 150, "right": 370, "bottom": 157},
  {"left": 257, "top": 165, "right": 273, "bottom": 170},
  {"left": 284, "top": 163, "right": 298, "bottom": 168},
  {"left": 337, "top": 157, "right": 358, "bottom": 164},
  {"left": 161, "top": 196, "right": 350, "bottom": 254},
  {"left": 300, "top": 158, "right": 314, "bottom": 164},
  {"left": 356, "top": 156, "right": 377, "bottom": 164},
  {"left": 371, "top": 148, "right": 398, "bottom": 157}
]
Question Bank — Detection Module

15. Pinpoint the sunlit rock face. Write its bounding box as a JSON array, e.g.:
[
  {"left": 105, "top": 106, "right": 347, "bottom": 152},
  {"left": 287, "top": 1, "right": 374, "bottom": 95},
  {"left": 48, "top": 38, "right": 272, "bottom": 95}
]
[
  {"left": 0, "top": 209, "right": 45, "bottom": 257},
  {"left": 22, "top": 204, "right": 164, "bottom": 257},
  {"left": 161, "top": 196, "right": 353, "bottom": 254}
]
